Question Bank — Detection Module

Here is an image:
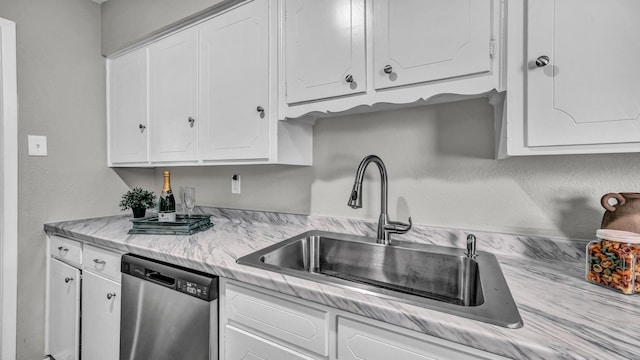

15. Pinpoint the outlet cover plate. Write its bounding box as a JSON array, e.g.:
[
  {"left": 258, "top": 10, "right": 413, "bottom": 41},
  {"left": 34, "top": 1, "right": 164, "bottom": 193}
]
[{"left": 232, "top": 174, "right": 241, "bottom": 194}]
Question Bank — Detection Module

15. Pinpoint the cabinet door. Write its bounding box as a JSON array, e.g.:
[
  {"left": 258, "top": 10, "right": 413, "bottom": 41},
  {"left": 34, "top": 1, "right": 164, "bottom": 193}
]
[
  {"left": 81, "top": 271, "right": 121, "bottom": 360},
  {"left": 284, "top": 0, "right": 365, "bottom": 103},
  {"left": 225, "top": 326, "right": 316, "bottom": 360},
  {"left": 108, "top": 48, "right": 148, "bottom": 164},
  {"left": 373, "top": 0, "right": 492, "bottom": 90},
  {"left": 148, "top": 27, "right": 199, "bottom": 162},
  {"left": 337, "top": 317, "right": 504, "bottom": 360},
  {"left": 47, "top": 259, "right": 80, "bottom": 360},
  {"left": 199, "top": 0, "right": 270, "bottom": 161},
  {"left": 225, "top": 283, "right": 328, "bottom": 356},
  {"left": 526, "top": 0, "right": 640, "bottom": 147}
]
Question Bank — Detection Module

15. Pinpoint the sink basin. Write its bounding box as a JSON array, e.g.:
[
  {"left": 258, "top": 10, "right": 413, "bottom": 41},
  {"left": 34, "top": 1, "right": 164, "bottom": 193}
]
[{"left": 237, "top": 231, "right": 522, "bottom": 328}]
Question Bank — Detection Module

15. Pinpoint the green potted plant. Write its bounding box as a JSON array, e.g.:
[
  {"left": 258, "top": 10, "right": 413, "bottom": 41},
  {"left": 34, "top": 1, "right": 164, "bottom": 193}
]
[{"left": 119, "top": 187, "right": 157, "bottom": 218}]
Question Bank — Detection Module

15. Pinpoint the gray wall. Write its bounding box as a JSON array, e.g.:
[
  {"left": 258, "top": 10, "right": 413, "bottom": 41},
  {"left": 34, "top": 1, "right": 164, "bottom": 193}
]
[
  {"left": 101, "top": 0, "right": 224, "bottom": 55},
  {"left": 0, "top": 0, "right": 150, "bottom": 358},
  {"left": 100, "top": 0, "right": 640, "bottom": 241}
]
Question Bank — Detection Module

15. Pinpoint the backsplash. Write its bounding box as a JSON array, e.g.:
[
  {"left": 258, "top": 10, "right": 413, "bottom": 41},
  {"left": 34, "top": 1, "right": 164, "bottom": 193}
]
[{"left": 197, "top": 206, "right": 589, "bottom": 264}]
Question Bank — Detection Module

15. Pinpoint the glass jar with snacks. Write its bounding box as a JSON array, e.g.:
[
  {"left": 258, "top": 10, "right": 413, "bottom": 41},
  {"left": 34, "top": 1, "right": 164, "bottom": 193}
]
[{"left": 586, "top": 229, "right": 640, "bottom": 294}]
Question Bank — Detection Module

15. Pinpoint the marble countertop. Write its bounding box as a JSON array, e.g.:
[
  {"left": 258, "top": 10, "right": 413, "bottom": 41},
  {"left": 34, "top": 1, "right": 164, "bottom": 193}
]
[{"left": 44, "top": 207, "right": 640, "bottom": 360}]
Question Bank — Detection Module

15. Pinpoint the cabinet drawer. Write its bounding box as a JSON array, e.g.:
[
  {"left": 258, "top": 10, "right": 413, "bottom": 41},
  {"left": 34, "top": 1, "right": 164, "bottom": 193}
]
[
  {"left": 225, "top": 325, "right": 316, "bottom": 360},
  {"left": 225, "top": 284, "right": 328, "bottom": 356},
  {"left": 50, "top": 235, "right": 82, "bottom": 266},
  {"left": 337, "top": 317, "right": 506, "bottom": 360},
  {"left": 82, "top": 245, "right": 122, "bottom": 282}
]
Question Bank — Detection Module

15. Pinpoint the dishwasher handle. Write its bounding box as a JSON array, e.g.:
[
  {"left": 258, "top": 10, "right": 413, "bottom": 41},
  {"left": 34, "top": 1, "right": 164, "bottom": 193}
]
[{"left": 146, "top": 270, "right": 176, "bottom": 287}]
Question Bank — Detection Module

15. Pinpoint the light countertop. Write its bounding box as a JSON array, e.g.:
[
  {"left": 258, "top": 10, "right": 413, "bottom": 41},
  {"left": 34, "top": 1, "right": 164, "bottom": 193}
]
[{"left": 44, "top": 207, "right": 640, "bottom": 360}]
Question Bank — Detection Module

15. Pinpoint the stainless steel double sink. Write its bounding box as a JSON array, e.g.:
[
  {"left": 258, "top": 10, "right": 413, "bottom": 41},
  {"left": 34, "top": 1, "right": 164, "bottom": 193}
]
[{"left": 237, "top": 230, "right": 522, "bottom": 328}]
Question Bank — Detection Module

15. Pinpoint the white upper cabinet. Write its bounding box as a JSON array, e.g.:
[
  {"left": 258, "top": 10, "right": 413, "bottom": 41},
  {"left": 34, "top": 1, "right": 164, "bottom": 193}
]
[
  {"left": 282, "top": 0, "right": 499, "bottom": 119},
  {"left": 284, "top": 0, "right": 366, "bottom": 104},
  {"left": 526, "top": 0, "right": 640, "bottom": 148},
  {"left": 199, "top": 0, "right": 270, "bottom": 161},
  {"left": 148, "top": 27, "right": 199, "bottom": 163},
  {"left": 108, "top": 47, "right": 148, "bottom": 164},
  {"left": 373, "top": 0, "right": 492, "bottom": 90},
  {"left": 502, "top": 0, "right": 640, "bottom": 157},
  {"left": 107, "top": 0, "right": 312, "bottom": 167}
]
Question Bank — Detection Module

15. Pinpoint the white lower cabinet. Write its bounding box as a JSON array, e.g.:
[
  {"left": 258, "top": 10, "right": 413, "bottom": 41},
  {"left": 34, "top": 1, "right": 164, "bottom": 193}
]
[
  {"left": 220, "top": 279, "right": 507, "bottom": 360},
  {"left": 81, "top": 271, "right": 121, "bottom": 360},
  {"left": 47, "top": 258, "right": 80, "bottom": 360},
  {"left": 46, "top": 235, "right": 122, "bottom": 360},
  {"left": 337, "top": 317, "right": 504, "bottom": 360},
  {"left": 225, "top": 282, "right": 328, "bottom": 356},
  {"left": 225, "top": 325, "right": 316, "bottom": 360}
]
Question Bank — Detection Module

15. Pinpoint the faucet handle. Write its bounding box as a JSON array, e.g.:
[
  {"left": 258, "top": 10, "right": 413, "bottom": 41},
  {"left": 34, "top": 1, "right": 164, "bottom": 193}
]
[{"left": 384, "top": 217, "right": 412, "bottom": 234}]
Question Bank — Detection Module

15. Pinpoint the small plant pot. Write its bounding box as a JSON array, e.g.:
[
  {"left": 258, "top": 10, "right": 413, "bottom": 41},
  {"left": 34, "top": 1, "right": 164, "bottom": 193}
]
[{"left": 132, "top": 207, "right": 146, "bottom": 218}]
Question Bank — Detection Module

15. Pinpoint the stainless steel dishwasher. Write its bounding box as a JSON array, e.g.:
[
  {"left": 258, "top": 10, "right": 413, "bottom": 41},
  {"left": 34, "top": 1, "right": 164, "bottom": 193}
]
[{"left": 120, "top": 254, "right": 218, "bottom": 360}]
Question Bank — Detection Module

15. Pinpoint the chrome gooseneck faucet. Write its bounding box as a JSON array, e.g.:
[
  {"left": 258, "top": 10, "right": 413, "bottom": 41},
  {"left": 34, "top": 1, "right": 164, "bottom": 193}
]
[{"left": 348, "top": 155, "right": 412, "bottom": 245}]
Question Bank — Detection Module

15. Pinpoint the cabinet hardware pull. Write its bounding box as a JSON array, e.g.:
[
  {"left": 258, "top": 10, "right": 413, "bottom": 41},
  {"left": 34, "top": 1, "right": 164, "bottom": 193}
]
[
  {"left": 535, "top": 55, "right": 550, "bottom": 67},
  {"left": 64, "top": 277, "right": 73, "bottom": 283},
  {"left": 383, "top": 65, "right": 393, "bottom": 74},
  {"left": 188, "top": 117, "right": 196, "bottom": 127},
  {"left": 93, "top": 258, "right": 106, "bottom": 265},
  {"left": 57, "top": 246, "right": 68, "bottom": 253},
  {"left": 138, "top": 124, "right": 146, "bottom": 131},
  {"left": 106, "top": 292, "right": 116, "bottom": 300},
  {"left": 345, "top": 74, "right": 354, "bottom": 83},
  {"left": 256, "top": 106, "right": 265, "bottom": 118}
]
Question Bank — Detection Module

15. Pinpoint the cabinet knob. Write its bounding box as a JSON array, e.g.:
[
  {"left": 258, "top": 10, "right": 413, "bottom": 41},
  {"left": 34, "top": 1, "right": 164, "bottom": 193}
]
[
  {"left": 383, "top": 65, "right": 393, "bottom": 74},
  {"left": 64, "top": 277, "right": 73, "bottom": 283},
  {"left": 345, "top": 74, "right": 354, "bottom": 83},
  {"left": 188, "top": 117, "right": 195, "bottom": 127},
  {"left": 57, "top": 246, "right": 68, "bottom": 253},
  {"left": 535, "top": 55, "right": 550, "bottom": 67},
  {"left": 106, "top": 292, "right": 116, "bottom": 300},
  {"left": 138, "top": 124, "right": 146, "bottom": 131},
  {"left": 256, "top": 106, "right": 265, "bottom": 118},
  {"left": 93, "top": 258, "right": 106, "bottom": 265}
]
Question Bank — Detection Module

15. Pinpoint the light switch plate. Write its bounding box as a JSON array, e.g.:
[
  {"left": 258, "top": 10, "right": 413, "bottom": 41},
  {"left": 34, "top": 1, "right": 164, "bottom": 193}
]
[{"left": 28, "top": 135, "right": 47, "bottom": 156}]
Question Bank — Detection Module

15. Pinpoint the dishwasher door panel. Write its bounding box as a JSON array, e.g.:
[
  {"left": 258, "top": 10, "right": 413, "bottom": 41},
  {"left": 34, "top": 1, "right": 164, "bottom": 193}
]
[{"left": 120, "top": 273, "right": 214, "bottom": 360}]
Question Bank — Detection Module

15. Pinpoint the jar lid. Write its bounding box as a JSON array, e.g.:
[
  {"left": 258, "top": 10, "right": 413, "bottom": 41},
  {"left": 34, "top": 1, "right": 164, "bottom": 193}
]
[{"left": 596, "top": 228, "right": 640, "bottom": 244}]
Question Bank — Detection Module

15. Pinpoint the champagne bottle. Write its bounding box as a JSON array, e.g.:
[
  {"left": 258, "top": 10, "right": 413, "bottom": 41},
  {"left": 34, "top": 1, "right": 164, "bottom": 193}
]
[{"left": 158, "top": 170, "right": 176, "bottom": 222}]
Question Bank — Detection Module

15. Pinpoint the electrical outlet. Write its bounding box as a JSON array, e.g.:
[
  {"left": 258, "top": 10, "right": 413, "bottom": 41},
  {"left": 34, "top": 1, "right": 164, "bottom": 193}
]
[
  {"left": 28, "top": 135, "right": 47, "bottom": 156},
  {"left": 232, "top": 174, "right": 241, "bottom": 194}
]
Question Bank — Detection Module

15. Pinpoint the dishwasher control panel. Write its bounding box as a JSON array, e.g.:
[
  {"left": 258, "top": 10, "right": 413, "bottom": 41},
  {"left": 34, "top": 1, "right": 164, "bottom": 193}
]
[
  {"left": 177, "top": 279, "right": 210, "bottom": 300},
  {"left": 121, "top": 254, "right": 218, "bottom": 302}
]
